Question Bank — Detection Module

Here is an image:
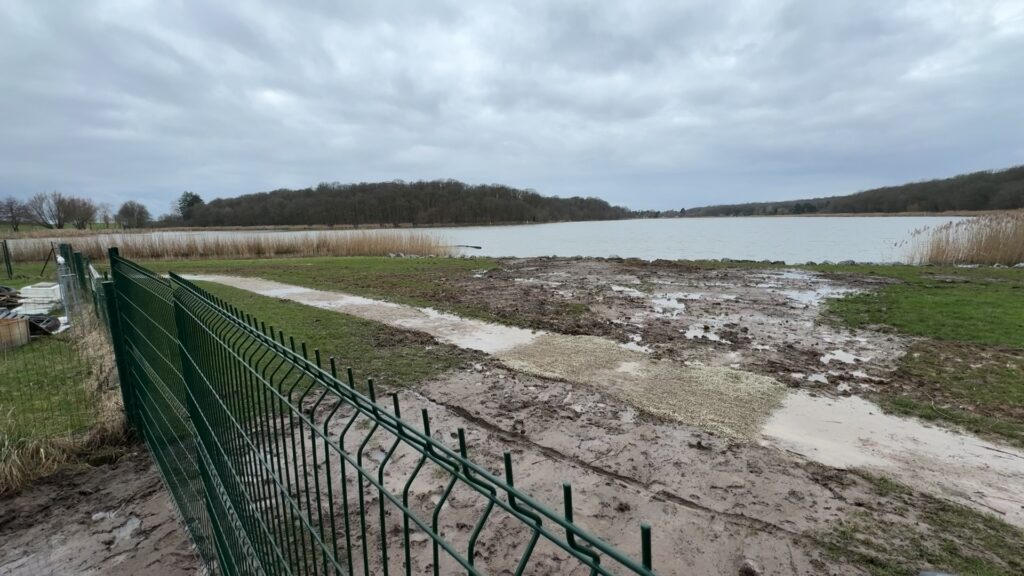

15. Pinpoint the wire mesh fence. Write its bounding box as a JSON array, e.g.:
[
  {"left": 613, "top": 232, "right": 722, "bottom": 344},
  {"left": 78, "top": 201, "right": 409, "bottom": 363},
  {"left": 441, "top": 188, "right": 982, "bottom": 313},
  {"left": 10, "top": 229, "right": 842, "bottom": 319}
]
[
  {"left": 0, "top": 245, "right": 117, "bottom": 444},
  {"left": 105, "top": 249, "right": 655, "bottom": 576}
]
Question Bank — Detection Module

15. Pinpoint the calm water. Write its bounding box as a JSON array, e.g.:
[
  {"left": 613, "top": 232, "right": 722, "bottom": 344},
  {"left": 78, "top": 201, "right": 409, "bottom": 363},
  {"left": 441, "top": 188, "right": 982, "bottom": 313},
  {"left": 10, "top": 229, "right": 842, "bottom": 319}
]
[
  {"left": 433, "top": 216, "right": 962, "bottom": 263},
  {"left": 12, "top": 216, "right": 963, "bottom": 264}
]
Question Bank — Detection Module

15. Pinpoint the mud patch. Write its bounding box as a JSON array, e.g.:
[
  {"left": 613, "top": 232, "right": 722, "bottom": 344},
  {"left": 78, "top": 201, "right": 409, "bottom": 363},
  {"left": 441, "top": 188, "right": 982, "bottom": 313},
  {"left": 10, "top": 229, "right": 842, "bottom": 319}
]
[
  {"left": 498, "top": 334, "right": 786, "bottom": 439},
  {"left": 0, "top": 448, "right": 200, "bottom": 575},
  {"left": 762, "top": 392, "right": 1024, "bottom": 527},
  {"left": 450, "top": 258, "right": 906, "bottom": 392}
]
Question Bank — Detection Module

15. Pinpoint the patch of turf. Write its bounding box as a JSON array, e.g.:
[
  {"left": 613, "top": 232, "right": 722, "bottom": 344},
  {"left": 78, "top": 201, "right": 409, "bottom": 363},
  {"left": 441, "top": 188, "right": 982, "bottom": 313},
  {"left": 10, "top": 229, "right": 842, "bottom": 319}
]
[
  {"left": 1, "top": 261, "right": 61, "bottom": 290},
  {"left": 880, "top": 396, "right": 1024, "bottom": 449},
  {"left": 823, "top": 472, "right": 1024, "bottom": 576},
  {"left": 195, "top": 282, "right": 481, "bottom": 390},
  {"left": 816, "top": 264, "right": 1024, "bottom": 446},
  {"left": 818, "top": 264, "right": 1024, "bottom": 348},
  {"left": 0, "top": 336, "right": 100, "bottom": 440},
  {"left": 149, "top": 256, "right": 501, "bottom": 321}
]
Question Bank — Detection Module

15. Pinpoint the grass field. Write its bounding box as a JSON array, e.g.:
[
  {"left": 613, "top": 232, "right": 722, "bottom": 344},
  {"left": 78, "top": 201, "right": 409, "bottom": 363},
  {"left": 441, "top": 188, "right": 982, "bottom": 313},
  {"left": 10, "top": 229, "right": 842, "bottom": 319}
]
[
  {"left": 0, "top": 336, "right": 100, "bottom": 441},
  {"left": 1, "top": 261, "right": 61, "bottom": 290},
  {"left": 819, "top": 264, "right": 1024, "bottom": 347},
  {"left": 195, "top": 282, "right": 483, "bottom": 390},
  {"left": 150, "top": 256, "right": 501, "bottom": 319},
  {"left": 816, "top": 264, "right": 1024, "bottom": 446}
]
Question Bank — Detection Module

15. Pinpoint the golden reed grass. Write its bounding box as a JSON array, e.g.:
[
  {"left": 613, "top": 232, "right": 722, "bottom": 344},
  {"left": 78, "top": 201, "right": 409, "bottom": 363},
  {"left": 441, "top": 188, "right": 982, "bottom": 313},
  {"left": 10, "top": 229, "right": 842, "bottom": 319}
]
[
  {"left": 4, "top": 229, "right": 453, "bottom": 262},
  {"left": 908, "top": 210, "right": 1024, "bottom": 266}
]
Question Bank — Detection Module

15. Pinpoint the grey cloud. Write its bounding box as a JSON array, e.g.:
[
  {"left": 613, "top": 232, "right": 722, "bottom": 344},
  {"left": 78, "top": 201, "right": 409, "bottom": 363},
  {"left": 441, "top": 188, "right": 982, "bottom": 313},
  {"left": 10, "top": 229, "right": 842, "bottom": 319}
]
[{"left": 1, "top": 0, "right": 1022, "bottom": 213}]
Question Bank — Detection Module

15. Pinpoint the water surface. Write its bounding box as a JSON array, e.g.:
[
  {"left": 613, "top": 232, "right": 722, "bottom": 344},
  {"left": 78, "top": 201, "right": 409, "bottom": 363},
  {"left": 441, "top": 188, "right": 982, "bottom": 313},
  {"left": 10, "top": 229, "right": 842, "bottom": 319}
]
[{"left": 433, "top": 216, "right": 960, "bottom": 263}]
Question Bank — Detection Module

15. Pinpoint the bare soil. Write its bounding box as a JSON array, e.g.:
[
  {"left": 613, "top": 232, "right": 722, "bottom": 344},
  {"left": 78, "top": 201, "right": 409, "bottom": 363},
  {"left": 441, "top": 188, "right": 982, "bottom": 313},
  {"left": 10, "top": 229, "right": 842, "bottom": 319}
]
[
  {"left": 451, "top": 258, "right": 906, "bottom": 392},
  {"left": 0, "top": 447, "right": 200, "bottom": 576}
]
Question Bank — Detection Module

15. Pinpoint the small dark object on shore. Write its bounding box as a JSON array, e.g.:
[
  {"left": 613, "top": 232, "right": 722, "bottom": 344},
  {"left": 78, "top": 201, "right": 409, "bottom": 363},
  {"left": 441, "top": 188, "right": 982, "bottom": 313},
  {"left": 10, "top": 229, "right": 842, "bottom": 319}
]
[
  {"left": 0, "top": 286, "right": 22, "bottom": 310},
  {"left": 27, "top": 314, "right": 60, "bottom": 335}
]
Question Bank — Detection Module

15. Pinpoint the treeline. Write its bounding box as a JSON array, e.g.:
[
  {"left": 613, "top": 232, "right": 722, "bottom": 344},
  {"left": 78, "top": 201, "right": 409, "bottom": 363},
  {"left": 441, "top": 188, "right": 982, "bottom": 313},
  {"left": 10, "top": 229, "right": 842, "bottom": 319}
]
[
  {"left": 685, "top": 165, "right": 1024, "bottom": 217},
  {"left": 1, "top": 192, "right": 152, "bottom": 231},
  {"left": 187, "top": 180, "right": 632, "bottom": 227}
]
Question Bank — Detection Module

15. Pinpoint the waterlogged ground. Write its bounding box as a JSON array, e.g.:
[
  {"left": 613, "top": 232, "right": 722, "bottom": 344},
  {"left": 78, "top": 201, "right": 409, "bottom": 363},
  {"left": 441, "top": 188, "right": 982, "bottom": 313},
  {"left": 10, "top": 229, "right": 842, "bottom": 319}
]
[
  {"left": 180, "top": 256, "right": 1024, "bottom": 575},
  {"left": 7, "top": 256, "right": 1023, "bottom": 575}
]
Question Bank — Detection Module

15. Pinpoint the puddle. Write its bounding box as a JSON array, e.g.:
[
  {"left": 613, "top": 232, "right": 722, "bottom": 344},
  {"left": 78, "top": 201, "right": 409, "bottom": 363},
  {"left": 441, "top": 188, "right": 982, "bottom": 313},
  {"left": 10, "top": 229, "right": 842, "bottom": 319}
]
[
  {"left": 683, "top": 325, "right": 729, "bottom": 343},
  {"left": 111, "top": 516, "right": 142, "bottom": 545},
  {"left": 820, "top": 350, "right": 869, "bottom": 365},
  {"left": 263, "top": 287, "right": 313, "bottom": 297},
  {"left": 610, "top": 285, "right": 645, "bottom": 298},
  {"left": 772, "top": 270, "right": 817, "bottom": 281},
  {"left": 186, "top": 275, "right": 539, "bottom": 354},
  {"left": 619, "top": 341, "right": 652, "bottom": 353},
  {"left": 650, "top": 296, "right": 686, "bottom": 318},
  {"left": 762, "top": 392, "right": 1024, "bottom": 528},
  {"left": 806, "top": 373, "right": 828, "bottom": 384},
  {"left": 779, "top": 286, "right": 856, "bottom": 306}
]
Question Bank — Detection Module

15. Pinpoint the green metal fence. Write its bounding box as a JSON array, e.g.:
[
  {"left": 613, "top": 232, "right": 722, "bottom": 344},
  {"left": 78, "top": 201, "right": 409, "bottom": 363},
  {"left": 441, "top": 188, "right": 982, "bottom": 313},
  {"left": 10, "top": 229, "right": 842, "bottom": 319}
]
[{"left": 105, "top": 249, "right": 655, "bottom": 576}]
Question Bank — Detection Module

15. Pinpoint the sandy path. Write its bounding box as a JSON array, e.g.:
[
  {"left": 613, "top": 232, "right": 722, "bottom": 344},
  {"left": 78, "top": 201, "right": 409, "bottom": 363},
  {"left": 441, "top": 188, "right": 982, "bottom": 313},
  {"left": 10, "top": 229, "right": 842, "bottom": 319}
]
[{"left": 185, "top": 274, "right": 1024, "bottom": 528}]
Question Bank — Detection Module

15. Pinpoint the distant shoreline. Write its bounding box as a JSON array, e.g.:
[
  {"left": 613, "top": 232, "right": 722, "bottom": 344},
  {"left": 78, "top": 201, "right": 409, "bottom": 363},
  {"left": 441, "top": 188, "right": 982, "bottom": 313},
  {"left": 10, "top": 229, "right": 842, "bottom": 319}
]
[
  {"left": 3, "top": 210, "right": 996, "bottom": 240},
  {"left": 681, "top": 210, "right": 989, "bottom": 218}
]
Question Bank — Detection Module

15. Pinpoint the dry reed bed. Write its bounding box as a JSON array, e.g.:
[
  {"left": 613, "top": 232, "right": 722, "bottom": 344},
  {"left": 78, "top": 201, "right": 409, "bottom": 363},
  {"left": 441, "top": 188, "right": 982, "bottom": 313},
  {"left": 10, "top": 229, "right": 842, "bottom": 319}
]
[
  {"left": 909, "top": 210, "right": 1024, "bottom": 266},
  {"left": 5, "top": 230, "right": 452, "bottom": 262}
]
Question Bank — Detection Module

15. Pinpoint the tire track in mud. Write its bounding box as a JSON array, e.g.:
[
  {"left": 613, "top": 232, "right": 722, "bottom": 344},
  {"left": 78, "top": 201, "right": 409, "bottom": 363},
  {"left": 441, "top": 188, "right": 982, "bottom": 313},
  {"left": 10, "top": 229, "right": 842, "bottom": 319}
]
[{"left": 419, "top": 390, "right": 804, "bottom": 539}]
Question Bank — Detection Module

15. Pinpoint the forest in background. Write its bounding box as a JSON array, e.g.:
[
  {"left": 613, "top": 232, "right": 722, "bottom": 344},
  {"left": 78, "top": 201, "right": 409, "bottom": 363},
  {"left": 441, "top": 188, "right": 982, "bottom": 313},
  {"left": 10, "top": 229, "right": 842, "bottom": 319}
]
[
  {"left": 186, "top": 180, "right": 635, "bottom": 227},
  {"left": 5, "top": 166, "right": 1024, "bottom": 232},
  {"left": 684, "top": 165, "right": 1024, "bottom": 217}
]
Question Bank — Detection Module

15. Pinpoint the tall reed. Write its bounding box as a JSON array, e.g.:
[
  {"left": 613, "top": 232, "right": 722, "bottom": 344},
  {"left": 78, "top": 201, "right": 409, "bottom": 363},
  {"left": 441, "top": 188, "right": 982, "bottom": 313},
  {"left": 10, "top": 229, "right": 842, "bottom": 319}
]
[
  {"left": 4, "top": 230, "right": 453, "bottom": 262},
  {"left": 908, "top": 210, "right": 1024, "bottom": 266}
]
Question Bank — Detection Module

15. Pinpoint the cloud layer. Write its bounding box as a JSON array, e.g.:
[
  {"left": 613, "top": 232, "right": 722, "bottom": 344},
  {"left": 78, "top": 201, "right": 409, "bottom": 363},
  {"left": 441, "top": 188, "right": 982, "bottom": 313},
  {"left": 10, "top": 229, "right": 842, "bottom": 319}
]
[{"left": 2, "top": 0, "right": 1022, "bottom": 212}]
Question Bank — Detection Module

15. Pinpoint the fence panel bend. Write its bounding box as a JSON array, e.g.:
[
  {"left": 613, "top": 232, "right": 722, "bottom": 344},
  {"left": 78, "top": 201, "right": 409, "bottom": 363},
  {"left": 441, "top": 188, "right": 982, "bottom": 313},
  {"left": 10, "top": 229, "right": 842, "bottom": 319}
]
[{"left": 107, "top": 251, "right": 654, "bottom": 576}]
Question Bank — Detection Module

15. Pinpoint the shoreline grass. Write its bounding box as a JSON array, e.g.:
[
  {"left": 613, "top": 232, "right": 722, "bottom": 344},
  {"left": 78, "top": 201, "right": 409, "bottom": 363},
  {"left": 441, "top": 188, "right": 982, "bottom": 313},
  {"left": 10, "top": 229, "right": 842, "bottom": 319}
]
[
  {"left": 908, "top": 210, "right": 1024, "bottom": 266},
  {"left": 4, "top": 229, "right": 453, "bottom": 262}
]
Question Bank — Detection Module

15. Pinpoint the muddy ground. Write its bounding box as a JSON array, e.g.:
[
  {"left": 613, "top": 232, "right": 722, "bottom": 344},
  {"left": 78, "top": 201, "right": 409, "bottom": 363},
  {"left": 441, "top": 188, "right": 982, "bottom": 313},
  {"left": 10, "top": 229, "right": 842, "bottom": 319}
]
[
  {"left": 4, "top": 257, "right": 1020, "bottom": 575},
  {"left": 0, "top": 448, "right": 200, "bottom": 576},
  {"left": 451, "top": 258, "right": 906, "bottom": 393}
]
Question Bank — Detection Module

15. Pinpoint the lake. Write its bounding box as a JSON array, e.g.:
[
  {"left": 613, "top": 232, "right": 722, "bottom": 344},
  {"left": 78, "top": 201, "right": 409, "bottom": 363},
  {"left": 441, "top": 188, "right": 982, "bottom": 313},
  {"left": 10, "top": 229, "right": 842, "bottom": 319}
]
[
  {"left": 9, "top": 216, "right": 963, "bottom": 264},
  {"left": 433, "top": 216, "right": 961, "bottom": 263}
]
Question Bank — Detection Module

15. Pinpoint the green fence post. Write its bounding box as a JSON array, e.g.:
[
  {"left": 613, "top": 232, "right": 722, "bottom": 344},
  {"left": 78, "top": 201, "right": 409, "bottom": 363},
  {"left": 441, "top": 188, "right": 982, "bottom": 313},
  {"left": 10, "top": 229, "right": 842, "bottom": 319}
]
[
  {"left": 2, "top": 240, "right": 12, "bottom": 279},
  {"left": 103, "top": 252, "right": 135, "bottom": 428},
  {"left": 72, "top": 251, "right": 86, "bottom": 291}
]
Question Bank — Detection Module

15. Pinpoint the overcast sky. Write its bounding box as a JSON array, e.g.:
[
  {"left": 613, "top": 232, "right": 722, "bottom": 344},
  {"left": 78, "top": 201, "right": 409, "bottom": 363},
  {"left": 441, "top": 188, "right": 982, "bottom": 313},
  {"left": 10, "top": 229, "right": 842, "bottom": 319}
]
[{"left": 2, "top": 1, "right": 1022, "bottom": 214}]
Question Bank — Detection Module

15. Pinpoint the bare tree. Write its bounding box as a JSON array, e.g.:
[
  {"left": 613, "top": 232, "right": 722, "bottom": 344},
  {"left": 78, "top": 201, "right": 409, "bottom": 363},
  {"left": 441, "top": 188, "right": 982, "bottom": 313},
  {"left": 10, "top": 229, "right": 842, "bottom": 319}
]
[
  {"left": 25, "top": 191, "right": 70, "bottom": 229},
  {"left": 0, "top": 196, "right": 28, "bottom": 231},
  {"left": 65, "top": 197, "right": 99, "bottom": 229},
  {"left": 116, "top": 201, "right": 151, "bottom": 229},
  {"left": 98, "top": 202, "right": 114, "bottom": 228}
]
